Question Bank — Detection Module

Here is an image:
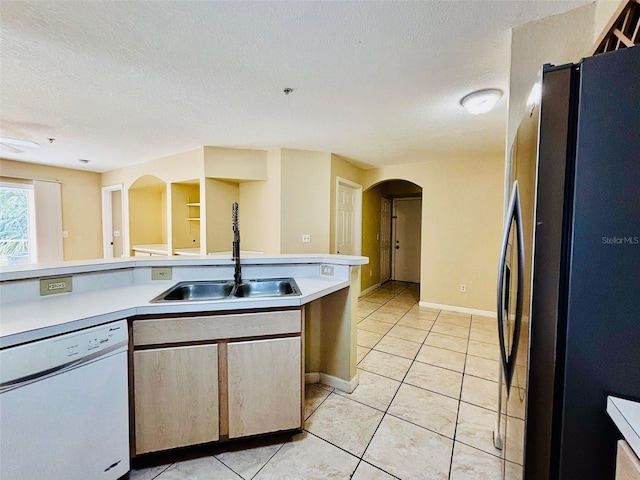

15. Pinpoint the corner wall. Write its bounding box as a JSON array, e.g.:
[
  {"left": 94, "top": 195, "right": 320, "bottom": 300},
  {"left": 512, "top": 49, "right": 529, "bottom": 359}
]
[
  {"left": 0, "top": 158, "right": 103, "bottom": 261},
  {"left": 363, "top": 153, "right": 504, "bottom": 313}
]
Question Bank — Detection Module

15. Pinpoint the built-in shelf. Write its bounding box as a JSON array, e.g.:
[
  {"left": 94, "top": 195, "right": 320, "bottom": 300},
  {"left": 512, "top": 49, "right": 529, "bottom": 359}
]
[
  {"left": 186, "top": 202, "right": 201, "bottom": 207},
  {"left": 186, "top": 201, "right": 200, "bottom": 221},
  {"left": 187, "top": 218, "right": 200, "bottom": 221}
]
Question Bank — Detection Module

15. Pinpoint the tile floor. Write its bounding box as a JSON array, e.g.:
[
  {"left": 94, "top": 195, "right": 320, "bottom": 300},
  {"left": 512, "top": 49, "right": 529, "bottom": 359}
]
[{"left": 129, "top": 282, "right": 526, "bottom": 480}]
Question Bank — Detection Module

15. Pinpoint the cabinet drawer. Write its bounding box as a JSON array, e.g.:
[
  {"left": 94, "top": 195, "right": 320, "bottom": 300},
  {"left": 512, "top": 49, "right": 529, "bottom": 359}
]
[{"left": 133, "top": 309, "right": 301, "bottom": 346}]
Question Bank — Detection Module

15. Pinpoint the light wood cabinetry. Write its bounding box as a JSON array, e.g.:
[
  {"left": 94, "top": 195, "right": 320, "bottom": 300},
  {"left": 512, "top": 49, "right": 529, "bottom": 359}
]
[
  {"left": 228, "top": 337, "right": 302, "bottom": 438},
  {"left": 131, "top": 309, "right": 303, "bottom": 455},
  {"left": 133, "top": 345, "right": 219, "bottom": 454},
  {"left": 616, "top": 440, "right": 640, "bottom": 480}
]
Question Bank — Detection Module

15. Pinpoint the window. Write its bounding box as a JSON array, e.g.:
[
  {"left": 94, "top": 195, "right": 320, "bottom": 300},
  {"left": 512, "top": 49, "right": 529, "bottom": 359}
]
[{"left": 0, "top": 182, "right": 37, "bottom": 265}]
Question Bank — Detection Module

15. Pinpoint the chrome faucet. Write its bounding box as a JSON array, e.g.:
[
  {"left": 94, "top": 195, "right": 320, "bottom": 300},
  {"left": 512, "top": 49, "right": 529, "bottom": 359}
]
[{"left": 232, "top": 202, "right": 241, "bottom": 285}]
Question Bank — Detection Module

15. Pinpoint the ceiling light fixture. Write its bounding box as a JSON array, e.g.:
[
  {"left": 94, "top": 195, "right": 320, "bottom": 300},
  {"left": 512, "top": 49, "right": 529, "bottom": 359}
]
[
  {"left": 0, "top": 137, "right": 41, "bottom": 153},
  {"left": 460, "top": 89, "right": 502, "bottom": 115}
]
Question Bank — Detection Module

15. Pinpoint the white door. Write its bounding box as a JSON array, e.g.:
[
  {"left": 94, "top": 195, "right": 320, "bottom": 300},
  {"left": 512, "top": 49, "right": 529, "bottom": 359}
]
[
  {"left": 102, "top": 185, "right": 124, "bottom": 259},
  {"left": 336, "top": 181, "right": 360, "bottom": 255},
  {"left": 380, "top": 197, "right": 392, "bottom": 282},
  {"left": 393, "top": 198, "right": 421, "bottom": 283}
]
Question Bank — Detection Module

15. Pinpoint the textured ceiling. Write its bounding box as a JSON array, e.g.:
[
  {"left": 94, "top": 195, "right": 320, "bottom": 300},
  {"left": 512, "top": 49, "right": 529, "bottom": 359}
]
[{"left": 0, "top": 0, "right": 593, "bottom": 172}]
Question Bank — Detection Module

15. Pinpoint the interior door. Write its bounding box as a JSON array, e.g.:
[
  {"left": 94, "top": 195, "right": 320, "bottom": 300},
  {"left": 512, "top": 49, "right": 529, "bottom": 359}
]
[
  {"left": 380, "top": 197, "right": 392, "bottom": 282},
  {"left": 336, "top": 183, "right": 356, "bottom": 255},
  {"left": 392, "top": 198, "right": 421, "bottom": 283}
]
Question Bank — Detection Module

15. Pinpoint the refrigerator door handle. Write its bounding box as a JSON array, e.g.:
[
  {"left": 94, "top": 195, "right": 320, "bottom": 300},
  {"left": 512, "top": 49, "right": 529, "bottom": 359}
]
[{"left": 496, "top": 181, "right": 525, "bottom": 392}]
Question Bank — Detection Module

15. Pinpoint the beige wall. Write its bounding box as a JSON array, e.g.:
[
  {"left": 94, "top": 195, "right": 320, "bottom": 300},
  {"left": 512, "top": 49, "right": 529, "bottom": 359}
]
[
  {"left": 0, "top": 158, "right": 103, "bottom": 261},
  {"left": 205, "top": 179, "right": 239, "bottom": 253},
  {"left": 129, "top": 176, "right": 167, "bottom": 248},
  {"left": 361, "top": 185, "right": 383, "bottom": 291},
  {"left": 239, "top": 150, "right": 282, "bottom": 254},
  {"left": 280, "top": 149, "right": 332, "bottom": 254},
  {"left": 204, "top": 147, "right": 267, "bottom": 181},
  {"left": 363, "top": 153, "right": 504, "bottom": 312}
]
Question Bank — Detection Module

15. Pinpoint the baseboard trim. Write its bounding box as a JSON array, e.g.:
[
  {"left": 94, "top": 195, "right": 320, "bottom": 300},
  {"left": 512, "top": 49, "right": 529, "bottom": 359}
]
[
  {"left": 306, "top": 372, "right": 359, "bottom": 393},
  {"left": 360, "top": 283, "right": 381, "bottom": 298},
  {"left": 418, "top": 301, "right": 496, "bottom": 318}
]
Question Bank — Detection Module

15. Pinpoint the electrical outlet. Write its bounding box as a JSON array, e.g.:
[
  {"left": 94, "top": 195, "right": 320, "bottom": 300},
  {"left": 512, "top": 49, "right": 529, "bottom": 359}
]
[
  {"left": 460, "top": 284, "right": 467, "bottom": 293},
  {"left": 152, "top": 267, "right": 172, "bottom": 280},
  {"left": 321, "top": 265, "right": 334, "bottom": 276},
  {"left": 302, "top": 234, "right": 311, "bottom": 243},
  {"left": 40, "top": 276, "right": 73, "bottom": 296}
]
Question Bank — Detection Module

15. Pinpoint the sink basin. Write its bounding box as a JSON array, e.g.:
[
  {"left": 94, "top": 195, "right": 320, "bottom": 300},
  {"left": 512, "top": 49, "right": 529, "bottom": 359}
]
[
  {"left": 151, "top": 281, "right": 234, "bottom": 302},
  {"left": 233, "top": 278, "right": 301, "bottom": 298},
  {"left": 150, "top": 278, "right": 300, "bottom": 302}
]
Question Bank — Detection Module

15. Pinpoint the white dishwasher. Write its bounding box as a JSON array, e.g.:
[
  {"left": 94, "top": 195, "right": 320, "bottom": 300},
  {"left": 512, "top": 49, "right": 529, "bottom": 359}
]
[{"left": 0, "top": 319, "right": 130, "bottom": 480}]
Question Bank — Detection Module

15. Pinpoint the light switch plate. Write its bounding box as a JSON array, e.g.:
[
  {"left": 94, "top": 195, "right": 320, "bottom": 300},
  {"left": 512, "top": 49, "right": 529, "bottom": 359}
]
[
  {"left": 151, "top": 267, "right": 172, "bottom": 280},
  {"left": 40, "top": 276, "right": 73, "bottom": 295}
]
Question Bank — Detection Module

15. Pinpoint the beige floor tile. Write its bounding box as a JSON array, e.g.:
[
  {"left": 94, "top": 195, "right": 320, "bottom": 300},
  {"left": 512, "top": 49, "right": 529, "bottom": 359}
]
[
  {"left": 335, "top": 369, "right": 401, "bottom": 411},
  {"left": 356, "top": 345, "right": 370, "bottom": 364},
  {"left": 469, "top": 328, "right": 499, "bottom": 345},
  {"left": 368, "top": 311, "right": 401, "bottom": 325},
  {"left": 215, "top": 439, "right": 285, "bottom": 480},
  {"left": 357, "top": 329, "right": 384, "bottom": 348},
  {"left": 455, "top": 401, "right": 504, "bottom": 458},
  {"left": 376, "top": 304, "right": 410, "bottom": 316},
  {"left": 304, "top": 384, "right": 332, "bottom": 420},
  {"left": 129, "top": 465, "right": 173, "bottom": 480},
  {"left": 386, "top": 324, "right": 428, "bottom": 343},
  {"left": 439, "top": 310, "right": 471, "bottom": 319},
  {"left": 363, "top": 415, "right": 453, "bottom": 480},
  {"left": 358, "top": 300, "right": 380, "bottom": 316},
  {"left": 373, "top": 335, "right": 421, "bottom": 359},
  {"left": 471, "top": 317, "right": 498, "bottom": 333},
  {"left": 435, "top": 314, "right": 472, "bottom": 328},
  {"left": 431, "top": 322, "right": 470, "bottom": 339},
  {"left": 364, "top": 293, "right": 393, "bottom": 304},
  {"left": 404, "top": 310, "right": 439, "bottom": 321},
  {"left": 505, "top": 460, "right": 523, "bottom": 480},
  {"left": 464, "top": 355, "right": 499, "bottom": 382},
  {"left": 504, "top": 388, "right": 525, "bottom": 420},
  {"left": 351, "top": 461, "right": 397, "bottom": 480},
  {"left": 305, "top": 394, "right": 383, "bottom": 457},
  {"left": 461, "top": 375, "right": 498, "bottom": 411},
  {"left": 450, "top": 442, "right": 504, "bottom": 480},
  {"left": 467, "top": 339, "right": 499, "bottom": 361},
  {"left": 415, "top": 344, "right": 466, "bottom": 372},
  {"left": 404, "top": 361, "right": 463, "bottom": 399},
  {"left": 358, "top": 319, "right": 394, "bottom": 335},
  {"left": 157, "top": 456, "right": 242, "bottom": 480},
  {"left": 254, "top": 432, "right": 358, "bottom": 479},
  {"left": 358, "top": 350, "right": 412, "bottom": 381},
  {"left": 388, "top": 383, "right": 459, "bottom": 438},
  {"left": 425, "top": 332, "right": 468, "bottom": 353},
  {"left": 513, "top": 364, "right": 528, "bottom": 389},
  {"left": 505, "top": 416, "right": 524, "bottom": 465},
  {"left": 397, "top": 316, "right": 434, "bottom": 331}
]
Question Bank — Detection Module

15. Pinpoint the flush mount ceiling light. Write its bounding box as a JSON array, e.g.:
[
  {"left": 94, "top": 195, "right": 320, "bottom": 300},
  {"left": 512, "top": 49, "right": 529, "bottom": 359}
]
[
  {"left": 0, "top": 137, "right": 41, "bottom": 153},
  {"left": 460, "top": 89, "right": 503, "bottom": 115}
]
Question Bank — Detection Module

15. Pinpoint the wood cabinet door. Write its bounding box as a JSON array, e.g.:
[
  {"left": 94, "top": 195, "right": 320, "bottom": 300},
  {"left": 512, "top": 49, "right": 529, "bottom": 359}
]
[
  {"left": 134, "top": 344, "right": 219, "bottom": 454},
  {"left": 227, "top": 337, "right": 301, "bottom": 438}
]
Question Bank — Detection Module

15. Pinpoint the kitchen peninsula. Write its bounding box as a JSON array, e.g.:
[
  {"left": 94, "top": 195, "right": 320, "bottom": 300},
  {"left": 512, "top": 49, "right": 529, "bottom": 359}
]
[
  {"left": 0, "top": 254, "right": 367, "bottom": 475},
  {"left": 0, "top": 253, "right": 367, "bottom": 389}
]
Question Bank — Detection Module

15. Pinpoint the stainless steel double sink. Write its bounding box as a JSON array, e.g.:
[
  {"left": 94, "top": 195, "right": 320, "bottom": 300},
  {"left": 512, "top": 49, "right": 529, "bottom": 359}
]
[{"left": 150, "top": 278, "right": 301, "bottom": 303}]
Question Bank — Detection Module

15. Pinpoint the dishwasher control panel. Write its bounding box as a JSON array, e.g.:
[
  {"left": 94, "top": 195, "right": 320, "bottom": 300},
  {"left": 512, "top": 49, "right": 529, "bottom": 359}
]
[{"left": 0, "top": 320, "right": 128, "bottom": 386}]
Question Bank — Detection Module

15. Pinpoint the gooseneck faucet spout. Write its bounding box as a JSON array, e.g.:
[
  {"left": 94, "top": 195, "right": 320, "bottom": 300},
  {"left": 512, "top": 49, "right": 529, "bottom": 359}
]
[{"left": 232, "top": 202, "right": 241, "bottom": 285}]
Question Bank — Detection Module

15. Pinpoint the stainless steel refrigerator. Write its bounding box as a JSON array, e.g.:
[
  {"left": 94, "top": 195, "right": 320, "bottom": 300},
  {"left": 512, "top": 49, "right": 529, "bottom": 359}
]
[{"left": 499, "top": 46, "right": 640, "bottom": 480}]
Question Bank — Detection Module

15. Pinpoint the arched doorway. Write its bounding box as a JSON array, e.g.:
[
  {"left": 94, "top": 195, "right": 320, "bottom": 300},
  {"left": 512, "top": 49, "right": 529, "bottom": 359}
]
[{"left": 362, "top": 180, "right": 422, "bottom": 294}]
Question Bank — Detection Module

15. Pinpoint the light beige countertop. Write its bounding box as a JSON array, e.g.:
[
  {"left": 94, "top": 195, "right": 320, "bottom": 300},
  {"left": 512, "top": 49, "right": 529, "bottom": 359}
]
[{"left": 0, "top": 254, "right": 367, "bottom": 348}]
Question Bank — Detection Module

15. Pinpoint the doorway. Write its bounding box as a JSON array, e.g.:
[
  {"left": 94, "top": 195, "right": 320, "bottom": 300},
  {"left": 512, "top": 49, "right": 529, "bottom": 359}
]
[
  {"left": 102, "top": 184, "right": 125, "bottom": 259},
  {"left": 392, "top": 197, "right": 421, "bottom": 283},
  {"left": 335, "top": 177, "right": 362, "bottom": 255}
]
